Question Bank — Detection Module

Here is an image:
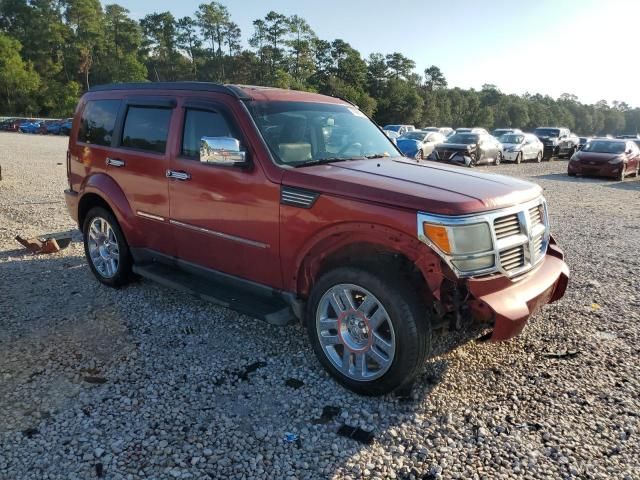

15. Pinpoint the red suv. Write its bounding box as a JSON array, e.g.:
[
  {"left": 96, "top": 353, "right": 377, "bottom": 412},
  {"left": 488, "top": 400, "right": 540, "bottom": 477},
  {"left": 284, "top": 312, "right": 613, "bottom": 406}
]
[{"left": 64, "top": 83, "right": 569, "bottom": 395}]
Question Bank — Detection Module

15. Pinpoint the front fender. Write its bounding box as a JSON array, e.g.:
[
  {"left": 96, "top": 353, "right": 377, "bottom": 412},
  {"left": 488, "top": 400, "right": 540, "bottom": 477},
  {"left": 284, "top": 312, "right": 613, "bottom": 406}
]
[{"left": 291, "top": 222, "right": 445, "bottom": 300}]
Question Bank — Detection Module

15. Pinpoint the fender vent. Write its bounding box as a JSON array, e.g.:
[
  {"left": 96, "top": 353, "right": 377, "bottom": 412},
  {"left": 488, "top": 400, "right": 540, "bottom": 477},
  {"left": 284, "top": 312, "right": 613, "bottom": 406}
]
[{"left": 281, "top": 186, "right": 319, "bottom": 209}]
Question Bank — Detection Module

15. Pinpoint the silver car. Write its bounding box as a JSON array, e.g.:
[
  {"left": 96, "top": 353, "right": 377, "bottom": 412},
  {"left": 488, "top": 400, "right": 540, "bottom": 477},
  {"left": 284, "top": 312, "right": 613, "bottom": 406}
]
[{"left": 500, "top": 133, "right": 544, "bottom": 163}]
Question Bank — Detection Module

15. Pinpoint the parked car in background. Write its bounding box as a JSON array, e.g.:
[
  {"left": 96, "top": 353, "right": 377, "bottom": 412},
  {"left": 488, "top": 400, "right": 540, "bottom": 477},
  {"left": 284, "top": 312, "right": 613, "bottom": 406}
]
[
  {"left": 634, "top": 139, "right": 640, "bottom": 149},
  {"left": 396, "top": 131, "right": 446, "bottom": 159},
  {"left": 45, "top": 120, "right": 63, "bottom": 135},
  {"left": 64, "top": 82, "right": 569, "bottom": 395},
  {"left": 568, "top": 138, "right": 640, "bottom": 180},
  {"left": 18, "top": 119, "right": 42, "bottom": 134},
  {"left": 59, "top": 118, "right": 73, "bottom": 135},
  {"left": 534, "top": 127, "right": 579, "bottom": 159},
  {"left": 422, "top": 126, "right": 454, "bottom": 137},
  {"left": 429, "top": 132, "right": 503, "bottom": 167},
  {"left": 383, "top": 124, "right": 415, "bottom": 136},
  {"left": 500, "top": 133, "right": 544, "bottom": 163},
  {"left": 0, "top": 118, "right": 20, "bottom": 132},
  {"left": 383, "top": 129, "right": 400, "bottom": 143},
  {"left": 577, "top": 136, "right": 592, "bottom": 150},
  {"left": 616, "top": 134, "right": 639, "bottom": 139},
  {"left": 455, "top": 127, "right": 489, "bottom": 135},
  {"left": 491, "top": 128, "right": 522, "bottom": 138}
]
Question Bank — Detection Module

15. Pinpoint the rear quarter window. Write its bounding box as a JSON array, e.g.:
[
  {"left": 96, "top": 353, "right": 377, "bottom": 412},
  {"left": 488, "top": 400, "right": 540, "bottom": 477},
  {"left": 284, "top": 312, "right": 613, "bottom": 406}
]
[
  {"left": 121, "top": 106, "right": 172, "bottom": 154},
  {"left": 78, "top": 100, "right": 121, "bottom": 146}
]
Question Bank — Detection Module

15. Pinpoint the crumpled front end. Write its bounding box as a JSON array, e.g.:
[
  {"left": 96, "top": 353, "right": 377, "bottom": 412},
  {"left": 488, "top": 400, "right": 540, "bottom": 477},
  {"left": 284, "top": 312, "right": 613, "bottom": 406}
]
[{"left": 465, "top": 237, "right": 569, "bottom": 341}]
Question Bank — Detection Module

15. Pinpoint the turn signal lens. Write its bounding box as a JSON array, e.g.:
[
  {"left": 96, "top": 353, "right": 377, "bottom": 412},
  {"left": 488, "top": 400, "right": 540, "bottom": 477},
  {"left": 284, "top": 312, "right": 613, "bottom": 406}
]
[{"left": 423, "top": 223, "right": 451, "bottom": 254}]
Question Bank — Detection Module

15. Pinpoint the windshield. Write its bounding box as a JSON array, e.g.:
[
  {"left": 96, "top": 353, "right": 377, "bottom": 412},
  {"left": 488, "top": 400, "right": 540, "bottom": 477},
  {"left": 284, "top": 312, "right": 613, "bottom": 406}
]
[
  {"left": 535, "top": 128, "right": 560, "bottom": 137},
  {"left": 400, "top": 132, "right": 426, "bottom": 141},
  {"left": 492, "top": 130, "right": 509, "bottom": 136},
  {"left": 247, "top": 101, "right": 399, "bottom": 166},
  {"left": 501, "top": 134, "right": 524, "bottom": 144},
  {"left": 447, "top": 133, "right": 479, "bottom": 144},
  {"left": 581, "top": 140, "right": 625, "bottom": 154},
  {"left": 383, "top": 125, "right": 401, "bottom": 132}
]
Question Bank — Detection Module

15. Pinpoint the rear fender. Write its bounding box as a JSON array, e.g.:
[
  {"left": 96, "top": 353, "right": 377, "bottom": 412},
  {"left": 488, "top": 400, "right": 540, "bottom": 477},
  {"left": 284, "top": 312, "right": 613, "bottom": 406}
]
[{"left": 79, "top": 173, "right": 139, "bottom": 243}]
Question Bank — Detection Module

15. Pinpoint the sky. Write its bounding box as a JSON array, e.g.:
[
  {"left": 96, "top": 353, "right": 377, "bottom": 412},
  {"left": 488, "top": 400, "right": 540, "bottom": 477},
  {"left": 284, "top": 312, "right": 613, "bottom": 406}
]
[{"left": 112, "top": 0, "right": 640, "bottom": 107}]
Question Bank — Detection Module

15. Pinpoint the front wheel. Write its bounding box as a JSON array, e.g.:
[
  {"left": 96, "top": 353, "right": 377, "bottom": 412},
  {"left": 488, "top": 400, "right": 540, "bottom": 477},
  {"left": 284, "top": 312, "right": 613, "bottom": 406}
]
[
  {"left": 618, "top": 165, "right": 626, "bottom": 182},
  {"left": 83, "top": 207, "right": 134, "bottom": 287},
  {"left": 306, "top": 266, "right": 430, "bottom": 396},
  {"left": 536, "top": 151, "right": 542, "bottom": 163},
  {"left": 515, "top": 152, "right": 522, "bottom": 164},
  {"left": 495, "top": 151, "right": 502, "bottom": 165}
]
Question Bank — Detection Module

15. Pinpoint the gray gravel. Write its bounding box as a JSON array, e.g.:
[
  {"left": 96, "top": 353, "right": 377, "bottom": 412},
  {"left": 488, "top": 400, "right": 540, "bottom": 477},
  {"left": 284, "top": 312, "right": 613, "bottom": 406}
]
[{"left": 0, "top": 132, "right": 638, "bottom": 480}]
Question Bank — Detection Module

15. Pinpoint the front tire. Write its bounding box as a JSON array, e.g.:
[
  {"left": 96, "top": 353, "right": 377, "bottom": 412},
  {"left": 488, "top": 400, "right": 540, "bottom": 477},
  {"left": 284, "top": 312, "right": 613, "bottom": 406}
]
[
  {"left": 618, "top": 165, "right": 626, "bottom": 182},
  {"left": 536, "top": 151, "right": 542, "bottom": 163},
  {"left": 306, "top": 266, "right": 431, "bottom": 396},
  {"left": 83, "top": 207, "right": 134, "bottom": 287},
  {"left": 515, "top": 152, "right": 522, "bottom": 164},
  {"left": 495, "top": 151, "right": 502, "bottom": 165}
]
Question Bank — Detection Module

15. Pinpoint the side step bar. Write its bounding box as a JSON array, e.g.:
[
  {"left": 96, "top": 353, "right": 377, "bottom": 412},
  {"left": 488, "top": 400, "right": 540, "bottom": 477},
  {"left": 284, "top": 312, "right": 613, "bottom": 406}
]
[{"left": 132, "top": 262, "right": 296, "bottom": 326}]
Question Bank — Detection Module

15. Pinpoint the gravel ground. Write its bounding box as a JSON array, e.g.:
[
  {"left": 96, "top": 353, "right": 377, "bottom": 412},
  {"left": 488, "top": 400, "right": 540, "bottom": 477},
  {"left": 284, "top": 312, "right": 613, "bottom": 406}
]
[{"left": 0, "top": 132, "right": 638, "bottom": 480}]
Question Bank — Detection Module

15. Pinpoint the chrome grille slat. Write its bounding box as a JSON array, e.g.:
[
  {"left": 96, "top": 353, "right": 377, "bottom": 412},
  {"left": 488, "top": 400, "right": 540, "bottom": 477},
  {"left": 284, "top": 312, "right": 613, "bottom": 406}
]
[
  {"left": 499, "top": 245, "right": 525, "bottom": 272},
  {"left": 494, "top": 214, "right": 521, "bottom": 240}
]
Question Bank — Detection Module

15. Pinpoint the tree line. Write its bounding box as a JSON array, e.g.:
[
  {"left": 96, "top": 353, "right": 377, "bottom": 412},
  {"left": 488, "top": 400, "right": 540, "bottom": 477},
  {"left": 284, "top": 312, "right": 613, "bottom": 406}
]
[{"left": 1, "top": 0, "right": 639, "bottom": 135}]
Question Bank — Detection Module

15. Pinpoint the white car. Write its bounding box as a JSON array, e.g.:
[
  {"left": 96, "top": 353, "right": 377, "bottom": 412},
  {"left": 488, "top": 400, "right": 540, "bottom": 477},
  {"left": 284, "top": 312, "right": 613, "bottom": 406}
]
[{"left": 500, "top": 133, "right": 544, "bottom": 163}]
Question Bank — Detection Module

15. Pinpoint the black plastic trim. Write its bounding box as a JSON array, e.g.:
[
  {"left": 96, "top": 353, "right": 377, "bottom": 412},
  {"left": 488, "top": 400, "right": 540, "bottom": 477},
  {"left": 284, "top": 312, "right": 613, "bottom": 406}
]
[{"left": 89, "top": 82, "right": 252, "bottom": 100}]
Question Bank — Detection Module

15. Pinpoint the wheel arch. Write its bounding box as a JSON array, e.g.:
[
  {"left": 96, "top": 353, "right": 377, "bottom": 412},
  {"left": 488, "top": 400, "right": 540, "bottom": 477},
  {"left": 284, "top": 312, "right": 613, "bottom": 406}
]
[{"left": 291, "top": 223, "right": 445, "bottom": 303}]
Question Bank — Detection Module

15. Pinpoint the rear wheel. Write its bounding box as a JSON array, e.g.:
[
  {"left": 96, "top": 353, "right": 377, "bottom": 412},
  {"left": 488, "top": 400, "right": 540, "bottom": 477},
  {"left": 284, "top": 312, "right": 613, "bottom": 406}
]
[
  {"left": 83, "top": 207, "right": 134, "bottom": 287},
  {"left": 306, "top": 266, "right": 430, "bottom": 396},
  {"left": 416, "top": 149, "right": 424, "bottom": 160}
]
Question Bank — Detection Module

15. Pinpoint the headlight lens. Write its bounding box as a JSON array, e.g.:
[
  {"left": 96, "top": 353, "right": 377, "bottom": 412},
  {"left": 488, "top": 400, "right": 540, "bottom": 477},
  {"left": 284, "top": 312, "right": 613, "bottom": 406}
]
[
  {"left": 452, "top": 254, "right": 495, "bottom": 272},
  {"left": 421, "top": 222, "right": 493, "bottom": 255}
]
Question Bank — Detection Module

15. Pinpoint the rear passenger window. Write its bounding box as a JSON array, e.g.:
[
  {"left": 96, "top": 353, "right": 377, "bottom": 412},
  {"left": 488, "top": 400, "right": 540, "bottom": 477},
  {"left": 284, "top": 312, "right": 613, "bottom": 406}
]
[
  {"left": 121, "top": 106, "right": 172, "bottom": 154},
  {"left": 78, "top": 100, "right": 120, "bottom": 146},
  {"left": 181, "top": 109, "right": 233, "bottom": 158}
]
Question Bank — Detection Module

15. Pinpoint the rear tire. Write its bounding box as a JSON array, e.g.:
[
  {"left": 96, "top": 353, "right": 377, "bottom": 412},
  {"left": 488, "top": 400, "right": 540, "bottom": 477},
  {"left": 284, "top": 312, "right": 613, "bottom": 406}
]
[
  {"left": 83, "top": 207, "right": 134, "bottom": 288},
  {"left": 306, "top": 265, "right": 431, "bottom": 396}
]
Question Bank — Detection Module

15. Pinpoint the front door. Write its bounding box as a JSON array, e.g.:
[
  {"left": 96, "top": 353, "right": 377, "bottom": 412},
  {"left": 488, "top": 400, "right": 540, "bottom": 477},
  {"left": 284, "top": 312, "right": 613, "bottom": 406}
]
[{"left": 167, "top": 98, "right": 281, "bottom": 289}]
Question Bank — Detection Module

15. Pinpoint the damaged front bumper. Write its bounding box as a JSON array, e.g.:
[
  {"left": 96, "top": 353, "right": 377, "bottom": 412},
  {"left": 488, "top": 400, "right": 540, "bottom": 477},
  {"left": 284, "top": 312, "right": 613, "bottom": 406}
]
[{"left": 464, "top": 238, "right": 569, "bottom": 341}]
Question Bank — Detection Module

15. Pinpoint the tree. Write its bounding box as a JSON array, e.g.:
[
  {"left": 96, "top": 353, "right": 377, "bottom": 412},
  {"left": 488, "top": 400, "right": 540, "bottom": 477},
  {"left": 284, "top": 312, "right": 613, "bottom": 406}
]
[
  {"left": 176, "top": 16, "right": 202, "bottom": 78},
  {"left": 0, "top": 33, "right": 40, "bottom": 114},
  {"left": 385, "top": 52, "right": 415, "bottom": 79},
  {"left": 286, "top": 15, "right": 315, "bottom": 82},
  {"left": 64, "top": 0, "right": 104, "bottom": 90},
  {"left": 196, "top": 2, "right": 230, "bottom": 80},
  {"left": 99, "top": 4, "right": 146, "bottom": 83},
  {"left": 423, "top": 66, "right": 447, "bottom": 91}
]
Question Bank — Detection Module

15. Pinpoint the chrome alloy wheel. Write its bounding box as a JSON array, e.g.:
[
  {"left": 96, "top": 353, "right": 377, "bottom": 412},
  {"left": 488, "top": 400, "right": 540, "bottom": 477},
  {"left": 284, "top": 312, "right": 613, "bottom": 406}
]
[
  {"left": 87, "top": 217, "right": 120, "bottom": 278},
  {"left": 316, "top": 284, "right": 396, "bottom": 381}
]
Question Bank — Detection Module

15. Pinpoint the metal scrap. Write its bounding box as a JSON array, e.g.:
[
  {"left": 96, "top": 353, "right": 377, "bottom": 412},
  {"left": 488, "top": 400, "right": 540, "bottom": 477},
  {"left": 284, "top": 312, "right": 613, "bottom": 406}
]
[{"left": 15, "top": 235, "right": 72, "bottom": 254}]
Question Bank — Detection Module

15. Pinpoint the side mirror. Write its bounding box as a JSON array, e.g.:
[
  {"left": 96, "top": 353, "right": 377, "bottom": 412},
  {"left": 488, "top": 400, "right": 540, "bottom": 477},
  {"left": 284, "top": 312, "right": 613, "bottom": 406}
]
[{"left": 200, "top": 137, "right": 248, "bottom": 167}]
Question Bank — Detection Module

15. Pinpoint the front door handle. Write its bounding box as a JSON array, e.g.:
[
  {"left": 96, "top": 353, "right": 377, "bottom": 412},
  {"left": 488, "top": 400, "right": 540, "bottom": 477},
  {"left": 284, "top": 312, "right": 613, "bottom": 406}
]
[
  {"left": 106, "top": 157, "right": 125, "bottom": 167},
  {"left": 166, "top": 169, "right": 191, "bottom": 181}
]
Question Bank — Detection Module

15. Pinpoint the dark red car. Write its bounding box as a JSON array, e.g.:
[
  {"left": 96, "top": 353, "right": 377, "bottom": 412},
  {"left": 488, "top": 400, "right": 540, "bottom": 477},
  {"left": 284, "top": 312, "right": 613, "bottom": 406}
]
[
  {"left": 568, "top": 138, "right": 640, "bottom": 180},
  {"left": 64, "top": 82, "right": 569, "bottom": 395}
]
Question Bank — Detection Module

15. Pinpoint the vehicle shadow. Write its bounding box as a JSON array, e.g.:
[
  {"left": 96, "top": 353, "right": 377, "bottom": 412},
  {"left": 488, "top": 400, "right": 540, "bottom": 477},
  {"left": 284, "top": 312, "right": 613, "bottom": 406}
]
[
  {"left": 533, "top": 173, "right": 611, "bottom": 184},
  {"left": 607, "top": 180, "right": 640, "bottom": 191}
]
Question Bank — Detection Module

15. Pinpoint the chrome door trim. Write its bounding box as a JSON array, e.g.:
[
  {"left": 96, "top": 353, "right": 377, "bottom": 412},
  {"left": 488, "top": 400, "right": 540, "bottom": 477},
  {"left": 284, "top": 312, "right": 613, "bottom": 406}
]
[
  {"left": 106, "top": 157, "right": 125, "bottom": 167},
  {"left": 169, "top": 220, "right": 269, "bottom": 249},
  {"left": 136, "top": 211, "right": 165, "bottom": 222},
  {"left": 166, "top": 169, "right": 191, "bottom": 181}
]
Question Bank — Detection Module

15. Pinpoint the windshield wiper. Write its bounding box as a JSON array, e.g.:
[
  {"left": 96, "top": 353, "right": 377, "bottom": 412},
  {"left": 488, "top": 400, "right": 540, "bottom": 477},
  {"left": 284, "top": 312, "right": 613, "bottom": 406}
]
[
  {"left": 293, "top": 157, "right": 364, "bottom": 168},
  {"left": 364, "top": 154, "right": 389, "bottom": 159}
]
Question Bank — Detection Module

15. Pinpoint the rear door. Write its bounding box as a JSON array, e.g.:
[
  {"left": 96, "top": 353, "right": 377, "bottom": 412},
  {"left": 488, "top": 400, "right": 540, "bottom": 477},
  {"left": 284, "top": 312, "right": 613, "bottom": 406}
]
[
  {"left": 106, "top": 96, "right": 177, "bottom": 256},
  {"left": 167, "top": 96, "right": 281, "bottom": 288}
]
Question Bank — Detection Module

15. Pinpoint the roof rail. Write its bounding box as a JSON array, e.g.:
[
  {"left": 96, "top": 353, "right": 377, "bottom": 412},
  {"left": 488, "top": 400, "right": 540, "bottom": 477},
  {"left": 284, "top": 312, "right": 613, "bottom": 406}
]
[{"left": 88, "top": 82, "right": 252, "bottom": 100}]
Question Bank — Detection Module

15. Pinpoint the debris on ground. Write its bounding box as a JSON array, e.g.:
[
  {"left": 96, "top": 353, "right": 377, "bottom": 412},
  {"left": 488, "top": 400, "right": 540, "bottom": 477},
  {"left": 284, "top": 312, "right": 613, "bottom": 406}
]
[
  {"left": 283, "top": 432, "right": 299, "bottom": 443},
  {"left": 21, "top": 427, "right": 39, "bottom": 438},
  {"left": 234, "top": 361, "right": 267, "bottom": 381},
  {"left": 337, "top": 425, "right": 375, "bottom": 445},
  {"left": 83, "top": 376, "right": 108, "bottom": 384},
  {"left": 15, "top": 234, "right": 72, "bottom": 254},
  {"left": 95, "top": 463, "right": 104, "bottom": 478},
  {"left": 312, "top": 406, "right": 341, "bottom": 424},
  {"left": 542, "top": 350, "right": 580, "bottom": 359},
  {"left": 285, "top": 378, "right": 304, "bottom": 389}
]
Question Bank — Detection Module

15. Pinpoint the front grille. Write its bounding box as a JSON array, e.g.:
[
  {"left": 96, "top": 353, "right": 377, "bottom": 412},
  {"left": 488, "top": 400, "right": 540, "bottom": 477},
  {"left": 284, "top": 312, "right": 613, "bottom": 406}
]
[
  {"left": 494, "top": 214, "right": 521, "bottom": 239},
  {"left": 499, "top": 245, "right": 525, "bottom": 273},
  {"left": 532, "top": 234, "right": 544, "bottom": 260},
  {"left": 529, "top": 205, "right": 543, "bottom": 228}
]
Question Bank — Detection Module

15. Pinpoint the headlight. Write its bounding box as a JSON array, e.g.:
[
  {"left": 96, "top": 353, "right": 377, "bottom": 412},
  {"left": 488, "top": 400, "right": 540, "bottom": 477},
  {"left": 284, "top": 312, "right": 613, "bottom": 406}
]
[
  {"left": 420, "top": 221, "right": 495, "bottom": 272},
  {"left": 608, "top": 155, "right": 624, "bottom": 164}
]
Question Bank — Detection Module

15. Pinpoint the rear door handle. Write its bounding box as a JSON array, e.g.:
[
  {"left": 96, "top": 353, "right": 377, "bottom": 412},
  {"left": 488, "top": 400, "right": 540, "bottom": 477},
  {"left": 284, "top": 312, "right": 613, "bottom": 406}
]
[
  {"left": 106, "top": 157, "right": 125, "bottom": 167},
  {"left": 166, "top": 169, "right": 191, "bottom": 181}
]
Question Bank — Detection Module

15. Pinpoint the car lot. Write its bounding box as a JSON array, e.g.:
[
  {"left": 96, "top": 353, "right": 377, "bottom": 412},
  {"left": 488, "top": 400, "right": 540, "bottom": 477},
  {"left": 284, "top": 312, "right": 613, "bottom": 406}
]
[{"left": 0, "top": 133, "right": 638, "bottom": 479}]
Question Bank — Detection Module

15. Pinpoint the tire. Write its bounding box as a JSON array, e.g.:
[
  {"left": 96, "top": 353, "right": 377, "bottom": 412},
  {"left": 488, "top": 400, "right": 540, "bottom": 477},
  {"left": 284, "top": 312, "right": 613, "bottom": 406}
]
[
  {"left": 568, "top": 171, "right": 576, "bottom": 177},
  {"left": 416, "top": 150, "right": 424, "bottom": 160},
  {"left": 83, "top": 206, "right": 134, "bottom": 287},
  {"left": 306, "top": 265, "right": 431, "bottom": 396},
  {"left": 618, "top": 165, "right": 626, "bottom": 182},
  {"left": 515, "top": 152, "right": 522, "bottom": 164},
  {"left": 536, "top": 151, "right": 542, "bottom": 163},
  {"left": 495, "top": 151, "right": 502, "bottom": 165}
]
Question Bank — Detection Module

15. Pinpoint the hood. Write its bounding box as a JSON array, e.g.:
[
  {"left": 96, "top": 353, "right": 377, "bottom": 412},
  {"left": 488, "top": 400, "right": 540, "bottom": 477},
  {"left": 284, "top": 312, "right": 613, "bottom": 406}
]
[
  {"left": 281, "top": 157, "right": 542, "bottom": 215},
  {"left": 502, "top": 142, "right": 523, "bottom": 150},
  {"left": 575, "top": 151, "right": 622, "bottom": 163}
]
